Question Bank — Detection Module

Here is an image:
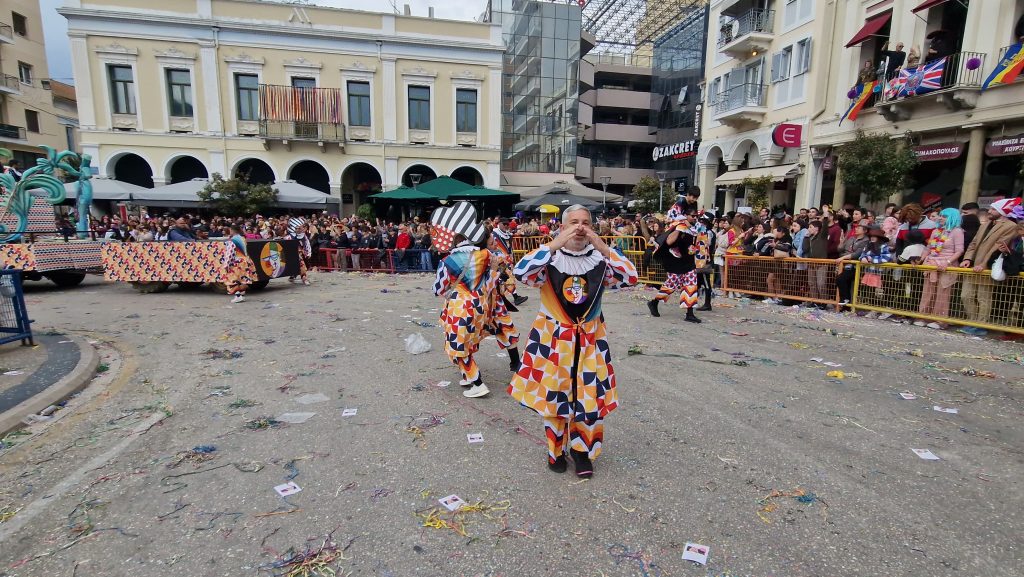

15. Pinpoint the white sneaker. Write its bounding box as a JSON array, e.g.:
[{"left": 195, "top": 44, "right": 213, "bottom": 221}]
[
  {"left": 913, "top": 321, "right": 926, "bottom": 327},
  {"left": 864, "top": 311, "right": 878, "bottom": 319},
  {"left": 927, "top": 322, "right": 943, "bottom": 330},
  {"left": 231, "top": 294, "right": 245, "bottom": 303},
  {"left": 878, "top": 312, "right": 893, "bottom": 320},
  {"left": 303, "top": 279, "right": 311, "bottom": 286},
  {"left": 459, "top": 379, "right": 472, "bottom": 387},
  {"left": 463, "top": 383, "right": 490, "bottom": 398}
]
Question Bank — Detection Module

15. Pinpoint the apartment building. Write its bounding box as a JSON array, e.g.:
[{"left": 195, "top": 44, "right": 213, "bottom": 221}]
[
  {"left": 1, "top": 0, "right": 78, "bottom": 166},
  {"left": 813, "top": 1, "right": 1024, "bottom": 209},
  {"left": 60, "top": 0, "right": 503, "bottom": 213},
  {"left": 576, "top": 53, "right": 657, "bottom": 197},
  {"left": 696, "top": 0, "right": 823, "bottom": 211}
]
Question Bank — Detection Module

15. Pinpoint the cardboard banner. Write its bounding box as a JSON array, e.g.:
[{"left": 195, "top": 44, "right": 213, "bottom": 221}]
[{"left": 246, "top": 239, "right": 301, "bottom": 281}]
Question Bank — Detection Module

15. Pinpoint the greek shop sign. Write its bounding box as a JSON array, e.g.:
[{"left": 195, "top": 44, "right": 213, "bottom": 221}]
[
  {"left": 985, "top": 134, "right": 1024, "bottom": 157},
  {"left": 653, "top": 140, "right": 699, "bottom": 162}
]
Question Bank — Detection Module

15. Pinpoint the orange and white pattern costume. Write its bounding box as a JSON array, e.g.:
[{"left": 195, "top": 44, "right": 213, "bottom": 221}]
[{"left": 508, "top": 244, "right": 637, "bottom": 464}]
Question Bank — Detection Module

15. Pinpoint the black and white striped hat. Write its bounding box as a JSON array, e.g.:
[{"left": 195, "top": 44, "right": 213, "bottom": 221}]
[{"left": 430, "top": 202, "right": 487, "bottom": 252}]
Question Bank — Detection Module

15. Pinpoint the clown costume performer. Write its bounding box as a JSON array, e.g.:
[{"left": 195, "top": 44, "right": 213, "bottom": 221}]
[
  {"left": 508, "top": 204, "right": 637, "bottom": 478},
  {"left": 225, "top": 224, "right": 257, "bottom": 304},
  {"left": 431, "top": 202, "right": 495, "bottom": 399},
  {"left": 286, "top": 217, "right": 312, "bottom": 285},
  {"left": 491, "top": 220, "right": 529, "bottom": 307},
  {"left": 485, "top": 232, "right": 523, "bottom": 373},
  {"left": 648, "top": 211, "right": 701, "bottom": 322}
]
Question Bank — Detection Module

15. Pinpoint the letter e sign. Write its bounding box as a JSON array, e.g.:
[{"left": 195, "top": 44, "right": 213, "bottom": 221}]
[{"left": 772, "top": 124, "right": 802, "bottom": 148}]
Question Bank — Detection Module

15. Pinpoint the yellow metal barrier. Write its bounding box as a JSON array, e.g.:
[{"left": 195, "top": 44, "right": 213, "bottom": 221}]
[
  {"left": 720, "top": 255, "right": 1024, "bottom": 335},
  {"left": 722, "top": 255, "right": 840, "bottom": 306},
  {"left": 851, "top": 262, "right": 1024, "bottom": 335},
  {"left": 511, "top": 235, "right": 667, "bottom": 286}
]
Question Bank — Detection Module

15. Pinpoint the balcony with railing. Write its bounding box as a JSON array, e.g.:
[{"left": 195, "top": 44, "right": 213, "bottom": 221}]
[
  {"left": 876, "top": 51, "right": 987, "bottom": 121},
  {"left": 257, "top": 84, "right": 345, "bottom": 150},
  {"left": 712, "top": 83, "right": 768, "bottom": 128},
  {"left": 0, "top": 73, "right": 21, "bottom": 95},
  {"left": 718, "top": 9, "right": 774, "bottom": 59},
  {"left": 0, "top": 23, "right": 13, "bottom": 44},
  {"left": 0, "top": 123, "right": 27, "bottom": 141}
]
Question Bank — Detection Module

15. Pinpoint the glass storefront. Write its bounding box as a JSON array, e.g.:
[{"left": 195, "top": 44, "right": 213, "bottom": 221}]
[{"left": 486, "top": 0, "right": 582, "bottom": 174}]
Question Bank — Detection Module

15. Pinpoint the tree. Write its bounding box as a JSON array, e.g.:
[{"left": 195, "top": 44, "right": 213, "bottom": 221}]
[
  {"left": 631, "top": 175, "right": 663, "bottom": 214},
  {"left": 197, "top": 173, "right": 278, "bottom": 217},
  {"left": 355, "top": 202, "right": 375, "bottom": 221},
  {"left": 837, "top": 130, "right": 919, "bottom": 204},
  {"left": 740, "top": 175, "right": 773, "bottom": 213}
]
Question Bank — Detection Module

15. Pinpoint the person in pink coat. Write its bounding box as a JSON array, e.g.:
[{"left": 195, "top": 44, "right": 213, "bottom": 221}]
[{"left": 917, "top": 208, "right": 964, "bottom": 329}]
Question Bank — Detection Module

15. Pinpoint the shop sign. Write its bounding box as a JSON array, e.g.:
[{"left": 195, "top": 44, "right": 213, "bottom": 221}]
[
  {"left": 772, "top": 123, "right": 803, "bottom": 148},
  {"left": 985, "top": 134, "right": 1024, "bottom": 157},
  {"left": 653, "top": 140, "right": 699, "bottom": 162},
  {"left": 912, "top": 142, "right": 964, "bottom": 162}
]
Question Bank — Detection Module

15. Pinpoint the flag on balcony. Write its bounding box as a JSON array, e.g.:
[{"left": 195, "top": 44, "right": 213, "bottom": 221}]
[
  {"left": 982, "top": 43, "right": 1024, "bottom": 91},
  {"left": 895, "top": 57, "right": 946, "bottom": 98},
  {"left": 258, "top": 84, "right": 342, "bottom": 124},
  {"left": 840, "top": 81, "right": 876, "bottom": 125}
]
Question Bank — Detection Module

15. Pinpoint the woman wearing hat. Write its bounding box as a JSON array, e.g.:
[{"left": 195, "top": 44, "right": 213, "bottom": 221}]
[
  {"left": 285, "top": 217, "right": 312, "bottom": 285},
  {"left": 431, "top": 202, "right": 499, "bottom": 399},
  {"left": 917, "top": 208, "right": 964, "bottom": 328}
]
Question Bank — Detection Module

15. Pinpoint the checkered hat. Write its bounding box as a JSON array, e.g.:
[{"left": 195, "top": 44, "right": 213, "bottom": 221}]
[{"left": 430, "top": 202, "right": 487, "bottom": 253}]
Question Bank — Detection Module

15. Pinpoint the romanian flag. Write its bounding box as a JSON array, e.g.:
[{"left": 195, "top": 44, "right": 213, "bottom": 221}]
[
  {"left": 840, "top": 81, "right": 876, "bottom": 125},
  {"left": 982, "top": 43, "right": 1024, "bottom": 91}
]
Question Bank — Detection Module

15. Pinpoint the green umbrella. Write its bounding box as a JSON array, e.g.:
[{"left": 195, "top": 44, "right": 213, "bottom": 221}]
[
  {"left": 369, "top": 186, "right": 439, "bottom": 201},
  {"left": 443, "top": 186, "right": 520, "bottom": 200},
  {"left": 414, "top": 176, "right": 473, "bottom": 198}
]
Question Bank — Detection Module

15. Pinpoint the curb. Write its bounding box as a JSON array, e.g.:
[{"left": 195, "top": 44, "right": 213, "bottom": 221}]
[{"left": 0, "top": 336, "right": 100, "bottom": 435}]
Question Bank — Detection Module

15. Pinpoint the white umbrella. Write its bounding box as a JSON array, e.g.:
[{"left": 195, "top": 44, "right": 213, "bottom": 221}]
[
  {"left": 520, "top": 179, "right": 622, "bottom": 202},
  {"left": 62, "top": 177, "right": 150, "bottom": 201}
]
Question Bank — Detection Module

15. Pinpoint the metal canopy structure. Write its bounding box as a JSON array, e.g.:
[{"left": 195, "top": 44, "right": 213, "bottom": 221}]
[{"left": 580, "top": 0, "right": 708, "bottom": 54}]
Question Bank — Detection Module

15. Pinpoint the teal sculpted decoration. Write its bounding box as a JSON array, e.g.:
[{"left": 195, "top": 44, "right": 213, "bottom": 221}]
[{"left": 0, "top": 146, "right": 80, "bottom": 243}]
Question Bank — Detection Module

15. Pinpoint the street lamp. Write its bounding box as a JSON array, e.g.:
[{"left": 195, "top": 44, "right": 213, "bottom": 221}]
[
  {"left": 410, "top": 173, "right": 422, "bottom": 189},
  {"left": 598, "top": 175, "right": 611, "bottom": 213},
  {"left": 656, "top": 171, "right": 668, "bottom": 213}
]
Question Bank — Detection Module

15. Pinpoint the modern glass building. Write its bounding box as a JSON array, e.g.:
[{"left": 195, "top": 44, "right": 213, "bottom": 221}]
[
  {"left": 651, "top": 6, "right": 708, "bottom": 196},
  {"left": 485, "top": 0, "right": 583, "bottom": 178}
]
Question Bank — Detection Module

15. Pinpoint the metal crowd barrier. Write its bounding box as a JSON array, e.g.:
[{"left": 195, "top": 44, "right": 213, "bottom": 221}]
[
  {"left": 0, "top": 270, "right": 33, "bottom": 346},
  {"left": 314, "top": 248, "right": 436, "bottom": 273},
  {"left": 722, "top": 255, "right": 1024, "bottom": 335}
]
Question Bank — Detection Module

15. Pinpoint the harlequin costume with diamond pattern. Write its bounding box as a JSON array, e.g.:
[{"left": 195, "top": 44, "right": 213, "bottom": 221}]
[
  {"left": 508, "top": 244, "right": 638, "bottom": 466},
  {"left": 433, "top": 240, "right": 497, "bottom": 386}
]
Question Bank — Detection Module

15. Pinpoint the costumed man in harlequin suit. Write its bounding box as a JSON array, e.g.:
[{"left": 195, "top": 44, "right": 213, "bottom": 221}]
[
  {"left": 226, "top": 223, "right": 257, "bottom": 304},
  {"left": 286, "top": 217, "right": 312, "bottom": 285},
  {"left": 491, "top": 218, "right": 529, "bottom": 307},
  {"left": 431, "top": 202, "right": 498, "bottom": 399},
  {"left": 695, "top": 211, "right": 717, "bottom": 312},
  {"left": 484, "top": 227, "right": 523, "bottom": 373},
  {"left": 509, "top": 204, "right": 638, "bottom": 478},
  {"left": 648, "top": 208, "right": 702, "bottom": 323}
]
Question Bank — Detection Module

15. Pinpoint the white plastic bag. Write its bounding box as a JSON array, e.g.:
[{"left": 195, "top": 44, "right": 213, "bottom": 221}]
[
  {"left": 991, "top": 255, "right": 1006, "bottom": 282},
  {"left": 404, "top": 333, "right": 432, "bottom": 355}
]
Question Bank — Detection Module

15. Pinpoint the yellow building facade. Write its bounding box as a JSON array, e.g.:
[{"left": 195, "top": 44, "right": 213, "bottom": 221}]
[
  {"left": 61, "top": 0, "right": 504, "bottom": 213},
  {"left": 1, "top": 0, "right": 79, "bottom": 163}
]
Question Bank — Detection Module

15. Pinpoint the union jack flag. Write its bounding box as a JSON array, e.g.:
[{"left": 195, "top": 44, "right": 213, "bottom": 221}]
[{"left": 896, "top": 57, "right": 947, "bottom": 98}]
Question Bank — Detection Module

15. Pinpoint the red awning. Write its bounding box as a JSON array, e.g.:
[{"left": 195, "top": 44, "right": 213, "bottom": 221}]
[
  {"left": 845, "top": 12, "right": 892, "bottom": 48},
  {"left": 911, "top": 0, "right": 949, "bottom": 13}
]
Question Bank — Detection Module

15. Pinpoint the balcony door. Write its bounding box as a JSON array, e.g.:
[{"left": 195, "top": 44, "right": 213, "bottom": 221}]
[
  {"left": 744, "top": 59, "right": 764, "bottom": 105},
  {"left": 291, "top": 77, "right": 318, "bottom": 139}
]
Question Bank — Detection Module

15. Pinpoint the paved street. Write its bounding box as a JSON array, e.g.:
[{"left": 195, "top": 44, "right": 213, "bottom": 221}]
[{"left": 0, "top": 272, "right": 1022, "bottom": 577}]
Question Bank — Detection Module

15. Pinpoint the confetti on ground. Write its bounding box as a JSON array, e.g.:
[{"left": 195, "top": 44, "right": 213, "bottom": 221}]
[
  {"left": 228, "top": 399, "right": 257, "bottom": 409},
  {"left": 167, "top": 445, "right": 217, "bottom": 468},
  {"left": 200, "top": 349, "right": 244, "bottom": 360},
  {"left": 244, "top": 417, "right": 284, "bottom": 430},
  {"left": 415, "top": 499, "right": 511, "bottom": 537},
  {"left": 258, "top": 532, "right": 353, "bottom": 577},
  {"left": 757, "top": 487, "right": 826, "bottom": 524}
]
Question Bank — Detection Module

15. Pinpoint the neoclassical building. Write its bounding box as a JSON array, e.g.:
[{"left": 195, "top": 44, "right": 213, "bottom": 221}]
[{"left": 61, "top": 0, "right": 504, "bottom": 213}]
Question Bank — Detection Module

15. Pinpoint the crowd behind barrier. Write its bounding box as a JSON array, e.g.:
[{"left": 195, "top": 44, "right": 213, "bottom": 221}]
[
  {"left": 314, "top": 248, "right": 436, "bottom": 273},
  {"left": 723, "top": 255, "right": 1024, "bottom": 335}
]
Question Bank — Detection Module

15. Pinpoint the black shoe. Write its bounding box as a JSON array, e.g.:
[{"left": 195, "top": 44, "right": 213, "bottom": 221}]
[
  {"left": 647, "top": 299, "right": 661, "bottom": 317},
  {"left": 570, "top": 449, "right": 593, "bottom": 478},
  {"left": 507, "top": 348, "right": 521, "bottom": 372},
  {"left": 548, "top": 454, "right": 567, "bottom": 473},
  {"left": 513, "top": 294, "right": 529, "bottom": 306},
  {"left": 685, "top": 310, "right": 702, "bottom": 323},
  {"left": 697, "top": 302, "right": 712, "bottom": 312}
]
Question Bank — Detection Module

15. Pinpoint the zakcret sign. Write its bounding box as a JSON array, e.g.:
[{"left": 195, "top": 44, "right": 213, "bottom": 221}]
[
  {"left": 653, "top": 140, "right": 699, "bottom": 162},
  {"left": 912, "top": 142, "right": 964, "bottom": 162},
  {"left": 985, "top": 134, "right": 1024, "bottom": 157}
]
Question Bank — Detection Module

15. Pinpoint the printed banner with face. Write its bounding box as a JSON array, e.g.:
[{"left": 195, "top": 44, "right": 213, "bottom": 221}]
[{"left": 246, "top": 239, "right": 301, "bottom": 281}]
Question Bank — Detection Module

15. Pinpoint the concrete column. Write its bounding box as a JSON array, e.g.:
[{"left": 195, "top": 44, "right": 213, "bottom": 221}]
[
  {"left": 485, "top": 160, "right": 500, "bottom": 189},
  {"left": 960, "top": 127, "right": 986, "bottom": 205},
  {"left": 699, "top": 163, "right": 717, "bottom": 211},
  {"left": 385, "top": 156, "right": 399, "bottom": 188},
  {"left": 68, "top": 33, "right": 96, "bottom": 129},
  {"left": 488, "top": 67, "right": 502, "bottom": 149},
  {"left": 832, "top": 164, "right": 846, "bottom": 209},
  {"left": 381, "top": 57, "right": 397, "bottom": 143},
  {"left": 725, "top": 188, "right": 736, "bottom": 212},
  {"left": 209, "top": 150, "right": 226, "bottom": 176},
  {"left": 200, "top": 44, "right": 223, "bottom": 134}
]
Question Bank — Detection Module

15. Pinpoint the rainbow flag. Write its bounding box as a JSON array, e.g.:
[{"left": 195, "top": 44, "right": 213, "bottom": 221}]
[
  {"left": 982, "top": 43, "right": 1024, "bottom": 91},
  {"left": 840, "top": 81, "right": 876, "bottom": 125}
]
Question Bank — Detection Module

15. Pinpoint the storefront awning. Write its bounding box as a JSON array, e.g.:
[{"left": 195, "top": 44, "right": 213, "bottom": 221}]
[
  {"left": 845, "top": 12, "right": 892, "bottom": 48},
  {"left": 911, "top": 0, "right": 949, "bottom": 13},
  {"left": 714, "top": 164, "right": 801, "bottom": 186}
]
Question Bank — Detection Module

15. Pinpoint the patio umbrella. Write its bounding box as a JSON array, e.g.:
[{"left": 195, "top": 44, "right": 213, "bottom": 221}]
[
  {"left": 413, "top": 176, "right": 473, "bottom": 199},
  {"left": 520, "top": 179, "right": 622, "bottom": 202},
  {"left": 514, "top": 191, "right": 603, "bottom": 212},
  {"left": 442, "top": 186, "right": 520, "bottom": 200},
  {"left": 62, "top": 177, "right": 149, "bottom": 201},
  {"left": 368, "top": 186, "right": 440, "bottom": 201}
]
